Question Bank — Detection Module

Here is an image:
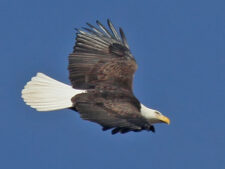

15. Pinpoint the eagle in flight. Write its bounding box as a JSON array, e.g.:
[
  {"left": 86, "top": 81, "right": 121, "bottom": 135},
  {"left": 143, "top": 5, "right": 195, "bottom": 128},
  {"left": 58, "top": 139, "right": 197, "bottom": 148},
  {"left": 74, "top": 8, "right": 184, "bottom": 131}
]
[{"left": 22, "top": 19, "right": 170, "bottom": 134}]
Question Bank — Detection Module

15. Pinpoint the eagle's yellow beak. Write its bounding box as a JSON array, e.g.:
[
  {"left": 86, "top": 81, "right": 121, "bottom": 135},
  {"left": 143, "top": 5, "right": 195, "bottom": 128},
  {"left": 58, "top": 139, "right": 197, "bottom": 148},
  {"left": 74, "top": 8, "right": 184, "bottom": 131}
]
[{"left": 158, "top": 115, "right": 170, "bottom": 125}]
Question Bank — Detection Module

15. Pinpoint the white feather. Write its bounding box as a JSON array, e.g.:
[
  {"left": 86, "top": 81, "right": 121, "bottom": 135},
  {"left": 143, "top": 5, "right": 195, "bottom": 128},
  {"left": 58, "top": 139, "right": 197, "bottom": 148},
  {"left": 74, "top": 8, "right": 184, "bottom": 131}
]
[
  {"left": 140, "top": 104, "right": 156, "bottom": 119},
  {"left": 21, "top": 72, "right": 86, "bottom": 111},
  {"left": 140, "top": 104, "right": 161, "bottom": 124}
]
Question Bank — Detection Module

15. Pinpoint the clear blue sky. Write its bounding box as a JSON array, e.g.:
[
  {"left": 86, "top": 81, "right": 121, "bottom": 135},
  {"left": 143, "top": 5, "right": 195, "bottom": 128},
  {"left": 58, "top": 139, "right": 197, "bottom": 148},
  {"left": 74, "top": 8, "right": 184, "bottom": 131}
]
[{"left": 1, "top": 0, "right": 225, "bottom": 169}]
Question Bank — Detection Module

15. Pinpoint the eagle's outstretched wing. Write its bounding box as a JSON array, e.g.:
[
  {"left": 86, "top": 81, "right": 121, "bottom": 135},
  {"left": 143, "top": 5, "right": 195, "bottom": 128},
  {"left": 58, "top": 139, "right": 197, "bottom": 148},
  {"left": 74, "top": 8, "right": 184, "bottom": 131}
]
[{"left": 68, "top": 19, "right": 137, "bottom": 92}]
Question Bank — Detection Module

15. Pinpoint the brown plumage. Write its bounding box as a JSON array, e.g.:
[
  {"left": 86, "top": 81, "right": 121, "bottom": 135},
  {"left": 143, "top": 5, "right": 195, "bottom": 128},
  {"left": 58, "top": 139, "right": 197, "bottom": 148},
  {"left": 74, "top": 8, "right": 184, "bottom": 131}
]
[
  {"left": 68, "top": 20, "right": 137, "bottom": 92},
  {"left": 22, "top": 19, "right": 170, "bottom": 135},
  {"left": 68, "top": 20, "right": 155, "bottom": 134}
]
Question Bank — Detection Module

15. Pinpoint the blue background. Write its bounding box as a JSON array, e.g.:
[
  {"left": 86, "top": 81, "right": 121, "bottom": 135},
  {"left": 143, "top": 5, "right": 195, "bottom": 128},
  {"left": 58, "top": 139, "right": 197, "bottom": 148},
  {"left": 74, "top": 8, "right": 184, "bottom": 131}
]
[{"left": 1, "top": 0, "right": 225, "bottom": 169}]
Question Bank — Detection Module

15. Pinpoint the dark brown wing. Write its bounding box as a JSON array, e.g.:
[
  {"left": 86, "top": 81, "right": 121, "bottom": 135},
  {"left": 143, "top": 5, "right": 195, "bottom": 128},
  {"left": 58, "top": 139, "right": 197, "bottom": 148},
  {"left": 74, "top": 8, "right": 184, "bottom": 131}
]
[
  {"left": 68, "top": 19, "right": 137, "bottom": 91},
  {"left": 72, "top": 91, "right": 153, "bottom": 134}
]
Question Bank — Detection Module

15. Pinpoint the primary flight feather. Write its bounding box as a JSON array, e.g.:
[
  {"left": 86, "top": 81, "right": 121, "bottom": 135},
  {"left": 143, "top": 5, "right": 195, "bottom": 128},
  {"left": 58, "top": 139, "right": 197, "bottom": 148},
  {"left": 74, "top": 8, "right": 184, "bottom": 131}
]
[{"left": 22, "top": 19, "right": 170, "bottom": 134}]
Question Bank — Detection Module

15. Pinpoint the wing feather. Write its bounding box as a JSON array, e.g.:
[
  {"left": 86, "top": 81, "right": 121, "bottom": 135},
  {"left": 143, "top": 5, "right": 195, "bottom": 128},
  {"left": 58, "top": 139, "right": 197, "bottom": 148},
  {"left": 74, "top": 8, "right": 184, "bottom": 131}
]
[
  {"left": 86, "top": 22, "right": 105, "bottom": 36},
  {"left": 68, "top": 20, "right": 137, "bottom": 91},
  {"left": 107, "top": 19, "right": 121, "bottom": 40},
  {"left": 96, "top": 20, "right": 113, "bottom": 38},
  {"left": 119, "top": 28, "right": 129, "bottom": 49}
]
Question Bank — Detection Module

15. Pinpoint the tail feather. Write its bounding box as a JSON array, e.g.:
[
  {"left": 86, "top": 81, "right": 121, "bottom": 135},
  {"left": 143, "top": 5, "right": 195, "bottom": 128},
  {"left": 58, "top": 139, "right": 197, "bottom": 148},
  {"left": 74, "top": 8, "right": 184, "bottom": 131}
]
[{"left": 21, "top": 72, "right": 86, "bottom": 111}]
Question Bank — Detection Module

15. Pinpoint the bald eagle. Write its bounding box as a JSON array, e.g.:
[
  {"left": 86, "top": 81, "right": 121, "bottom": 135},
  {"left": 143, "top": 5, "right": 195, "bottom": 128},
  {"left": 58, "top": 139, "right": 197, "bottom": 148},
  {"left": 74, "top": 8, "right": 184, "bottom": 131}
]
[{"left": 22, "top": 19, "right": 170, "bottom": 134}]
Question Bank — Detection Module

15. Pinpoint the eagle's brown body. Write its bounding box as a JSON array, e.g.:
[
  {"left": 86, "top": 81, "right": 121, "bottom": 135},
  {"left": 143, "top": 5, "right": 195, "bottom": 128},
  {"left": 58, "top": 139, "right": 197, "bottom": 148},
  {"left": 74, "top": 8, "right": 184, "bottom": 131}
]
[
  {"left": 72, "top": 89, "right": 154, "bottom": 134},
  {"left": 22, "top": 20, "right": 170, "bottom": 134}
]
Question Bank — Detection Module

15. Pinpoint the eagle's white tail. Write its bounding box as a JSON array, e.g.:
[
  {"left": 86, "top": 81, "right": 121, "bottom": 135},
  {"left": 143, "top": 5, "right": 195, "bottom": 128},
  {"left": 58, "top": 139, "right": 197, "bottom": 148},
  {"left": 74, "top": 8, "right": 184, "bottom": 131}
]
[{"left": 21, "top": 72, "right": 85, "bottom": 111}]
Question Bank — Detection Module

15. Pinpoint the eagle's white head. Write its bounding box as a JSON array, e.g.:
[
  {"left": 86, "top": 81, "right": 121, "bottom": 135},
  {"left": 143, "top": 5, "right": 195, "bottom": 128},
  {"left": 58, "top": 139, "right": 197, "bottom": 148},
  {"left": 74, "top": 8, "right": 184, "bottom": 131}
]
[{"left": 140, "top": 104, "right": 170, "bottom": 124}]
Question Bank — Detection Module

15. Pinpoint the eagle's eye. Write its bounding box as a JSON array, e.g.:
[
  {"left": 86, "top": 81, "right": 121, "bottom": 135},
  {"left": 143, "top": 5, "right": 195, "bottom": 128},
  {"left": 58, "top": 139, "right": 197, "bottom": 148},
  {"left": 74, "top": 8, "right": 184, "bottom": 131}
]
[{"left": 155, "top": 111, "right": 161, "bottom": 115}]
